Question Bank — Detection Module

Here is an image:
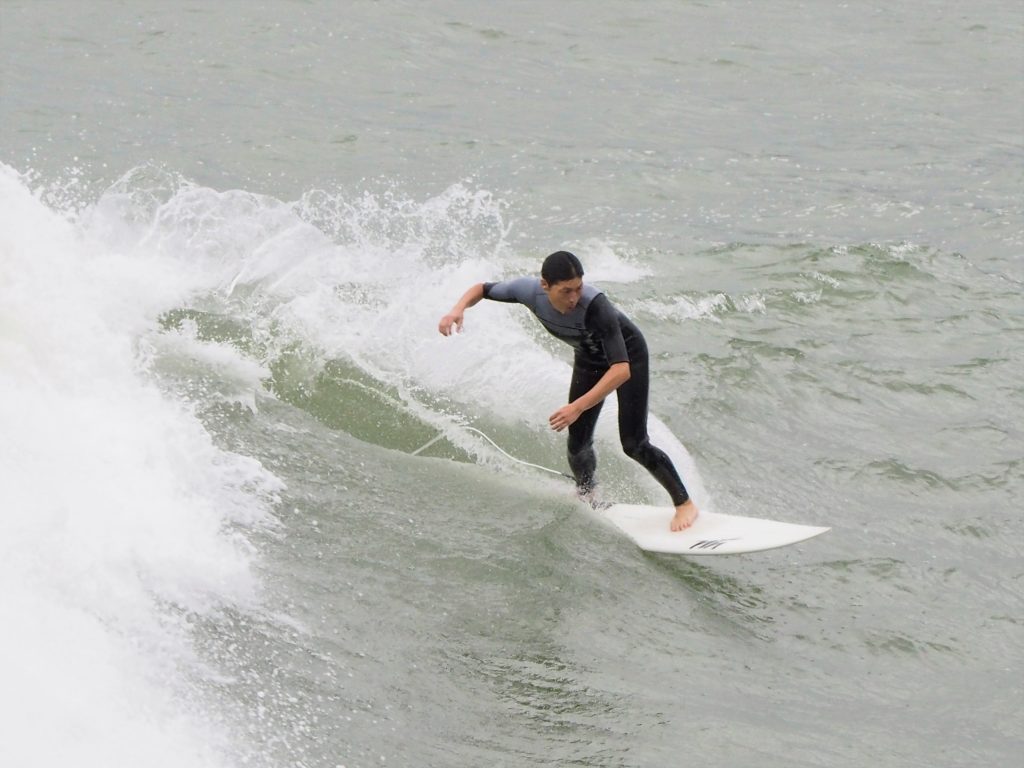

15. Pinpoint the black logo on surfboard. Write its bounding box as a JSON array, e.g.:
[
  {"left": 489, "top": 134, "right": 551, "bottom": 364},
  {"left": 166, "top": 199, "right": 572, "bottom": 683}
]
[{"left": 689, "top": 538, "right": 740, "bottom": 551}]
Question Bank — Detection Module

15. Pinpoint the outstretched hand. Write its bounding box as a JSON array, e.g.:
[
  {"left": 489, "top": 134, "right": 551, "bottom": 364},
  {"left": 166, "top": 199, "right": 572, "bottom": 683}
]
[{"left": 438, "top": 311, "right": 464, "bottom": 336}]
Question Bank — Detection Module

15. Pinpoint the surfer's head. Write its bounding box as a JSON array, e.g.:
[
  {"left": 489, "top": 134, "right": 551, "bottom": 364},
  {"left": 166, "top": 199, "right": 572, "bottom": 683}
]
[
  {"left": 541, "top": 250, "right": 584, "bottom": 285},
  {"left": 541, "top": 250, "right": 584, "bottom": 313}
]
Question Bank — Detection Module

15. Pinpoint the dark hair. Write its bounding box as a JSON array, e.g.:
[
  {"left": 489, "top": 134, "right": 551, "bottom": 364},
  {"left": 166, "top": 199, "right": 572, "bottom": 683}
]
[{"left": 541, "top": 251, "right": 584, "bottom": 285}]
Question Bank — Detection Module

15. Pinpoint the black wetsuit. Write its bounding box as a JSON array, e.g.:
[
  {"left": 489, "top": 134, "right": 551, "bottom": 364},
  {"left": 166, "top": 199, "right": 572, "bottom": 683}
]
[{"left": 482, "top": 277, "right": 690, "bottom": 506}]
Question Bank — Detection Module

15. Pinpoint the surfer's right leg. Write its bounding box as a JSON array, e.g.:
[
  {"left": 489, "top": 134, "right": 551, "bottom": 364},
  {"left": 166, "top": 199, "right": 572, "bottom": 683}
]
[{"left": 567, "top": 364, "right": 604, "bottom": 499}]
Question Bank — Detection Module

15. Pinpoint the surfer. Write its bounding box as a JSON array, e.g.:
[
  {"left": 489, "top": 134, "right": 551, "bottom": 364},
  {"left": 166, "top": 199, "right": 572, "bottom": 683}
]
[{"left": 438, "top": 250, "right": 698, "bottom": 531}]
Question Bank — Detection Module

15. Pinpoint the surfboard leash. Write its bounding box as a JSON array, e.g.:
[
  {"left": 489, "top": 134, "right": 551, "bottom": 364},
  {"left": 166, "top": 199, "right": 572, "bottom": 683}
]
[{"left": 411, "top": 426, "right": 573, "bottom": 480}]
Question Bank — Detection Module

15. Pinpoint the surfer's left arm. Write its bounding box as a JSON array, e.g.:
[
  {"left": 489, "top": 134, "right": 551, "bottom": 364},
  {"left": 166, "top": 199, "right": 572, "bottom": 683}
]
[{"left": 549, "top": 362, "right": 630, "bottom": 431}]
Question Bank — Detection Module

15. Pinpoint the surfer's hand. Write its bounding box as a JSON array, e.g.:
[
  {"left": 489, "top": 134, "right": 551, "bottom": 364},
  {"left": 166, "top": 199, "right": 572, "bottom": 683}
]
[
  {"left": 438, "top": 311, "right": 464, "bottom": 336},
  {"left": 549, "top": 403, "right": 582, "bottom": 432},
  {"left": 670, "top": 501, "right": 698, "bottom": 531}
]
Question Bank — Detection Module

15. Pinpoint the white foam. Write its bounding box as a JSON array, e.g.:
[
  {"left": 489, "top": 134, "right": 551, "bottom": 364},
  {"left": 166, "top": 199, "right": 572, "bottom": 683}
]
[
  {"left": 632, "top": 291, "right": 770, "bottom": 322},
  {"left": 574, "top": 238, "right": 652, "bottom": 284},
  {"left": 149, "top": 320, "right": 271, "bottom": 413},
  {"left": 634, "top": 293, "right": 732, "bottom": 322},
  {"left": 0, "top": 165, "right": 282, "bottom": 766},
  {"left": 111, "top": 177, "right": 571, "bottom": 428}
]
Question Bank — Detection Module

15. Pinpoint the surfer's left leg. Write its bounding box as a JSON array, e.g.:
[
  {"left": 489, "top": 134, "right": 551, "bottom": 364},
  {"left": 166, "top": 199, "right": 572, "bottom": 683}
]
[{"left": 615, "top": 358, "right": 698, "bottom": 531}]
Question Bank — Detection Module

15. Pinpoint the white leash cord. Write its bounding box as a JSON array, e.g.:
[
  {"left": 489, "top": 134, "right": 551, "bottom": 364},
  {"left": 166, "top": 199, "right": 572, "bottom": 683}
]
[{"left": 411, "top": 426, "right": 572, "bottom": 480}]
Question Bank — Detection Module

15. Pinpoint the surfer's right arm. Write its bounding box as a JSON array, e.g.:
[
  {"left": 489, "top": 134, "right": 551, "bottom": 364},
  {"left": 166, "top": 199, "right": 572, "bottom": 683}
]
[{"left": 438, "top": 283, "right": 485, "bottom": 335}]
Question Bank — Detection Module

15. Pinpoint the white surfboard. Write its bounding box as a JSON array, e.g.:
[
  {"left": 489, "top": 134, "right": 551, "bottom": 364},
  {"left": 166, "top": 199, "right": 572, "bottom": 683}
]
[{"left": 601, "top": 503, "right": 829, "bottom": 555}]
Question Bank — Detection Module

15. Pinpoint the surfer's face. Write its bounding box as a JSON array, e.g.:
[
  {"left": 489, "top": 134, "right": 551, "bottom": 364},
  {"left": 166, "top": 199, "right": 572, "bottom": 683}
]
[{"left": 541, "top": 277, "right": 584, "bottom": 314}]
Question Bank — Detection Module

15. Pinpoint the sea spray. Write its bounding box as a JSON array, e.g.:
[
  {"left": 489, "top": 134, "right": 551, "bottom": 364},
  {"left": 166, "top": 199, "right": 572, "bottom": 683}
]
[{"left": 0, "top": 165, "right": 281, "bottom": 767}]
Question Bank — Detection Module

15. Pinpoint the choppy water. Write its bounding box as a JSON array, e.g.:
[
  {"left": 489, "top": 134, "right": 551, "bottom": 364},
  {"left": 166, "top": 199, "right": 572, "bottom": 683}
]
[{"left": 2, "top": 2, "right": 1022, "bottom": 767}]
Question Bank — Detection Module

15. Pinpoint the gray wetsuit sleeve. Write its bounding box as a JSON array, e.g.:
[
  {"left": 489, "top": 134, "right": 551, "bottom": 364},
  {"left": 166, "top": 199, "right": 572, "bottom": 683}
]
[{"left": 482, "top": 277, "right": 539, "bottom": 306}]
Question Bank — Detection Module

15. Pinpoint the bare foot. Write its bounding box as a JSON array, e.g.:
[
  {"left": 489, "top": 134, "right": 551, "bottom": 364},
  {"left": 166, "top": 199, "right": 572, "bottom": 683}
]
[{"left": 670, "top": 500, "right": 699, "bottom": 531}]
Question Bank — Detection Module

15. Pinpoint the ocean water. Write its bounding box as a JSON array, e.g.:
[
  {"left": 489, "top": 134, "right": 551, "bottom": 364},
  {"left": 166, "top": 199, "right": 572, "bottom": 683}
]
[{"left": 1, "top": 2, "right": 1022, "bottom": 767}]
